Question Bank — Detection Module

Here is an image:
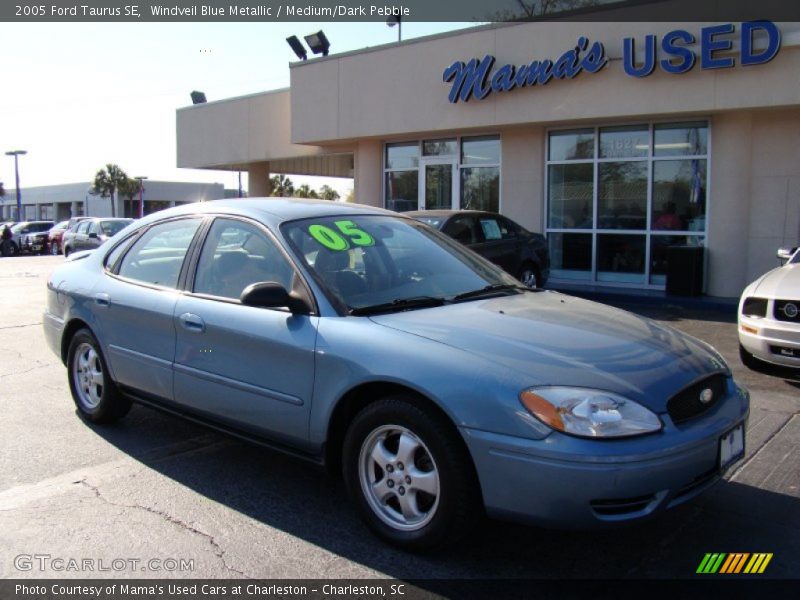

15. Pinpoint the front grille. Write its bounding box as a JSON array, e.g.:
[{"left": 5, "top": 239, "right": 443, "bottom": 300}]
[
  {"left": 667, "top": 374, "right": 727, "bottom": 425},
  {"left": 774, "top": 300, "right": 800, "bottom": 323}
]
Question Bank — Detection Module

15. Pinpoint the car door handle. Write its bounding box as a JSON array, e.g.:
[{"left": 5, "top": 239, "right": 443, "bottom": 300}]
[
  {"left": 178, "top": 313, "right": 205, "bottom": 333},
  {"left": 94, "top": 293, "right": 110, "bottom": 307}
]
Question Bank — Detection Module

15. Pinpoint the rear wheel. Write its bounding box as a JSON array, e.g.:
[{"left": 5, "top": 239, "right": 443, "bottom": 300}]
[
  {"left": 343, "top": 395, "right": 481, "bottom": 551},
  {"left": 49, "top": 242, "right": 59, "bottom": 255},
  {"left": 63, "top": 246, "right": 71, "bottom": 258},
  {"left": 67, "top": 328, "right": 131, "bottom": 423}
]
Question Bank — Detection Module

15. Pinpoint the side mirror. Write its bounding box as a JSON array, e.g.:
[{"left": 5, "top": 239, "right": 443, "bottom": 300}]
[
  {"left": 777, "top": 246, "right": 797, "bottom": 264},
  {"left": 88, "top": 232, "right": 98, "bottom": 239},
  {"left": 240, "top": 281, "right": 310, "bottom": 314}
]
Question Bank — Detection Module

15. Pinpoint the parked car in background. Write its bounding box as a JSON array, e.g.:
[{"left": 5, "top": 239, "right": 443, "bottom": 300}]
[
  {"left": 44, "top": 199, "right": 748, "bottom": 550},
  {"left": 46, "top": 220, "right": 71, "bottom": 255},
  {"left": 2, "top": 221, "right": 54, "bottom": 256},
  {"left": 59, "top": 217, "right": 92, "bottom": 257},
  {"left": 62, "top": 218, "right": 133, "bottom": 257},
  {"left": 407, "top": 210, "right": 550, "bottom": 288},
  {"left": 738, "top": 245, "right": 800, "bottom": 369}
]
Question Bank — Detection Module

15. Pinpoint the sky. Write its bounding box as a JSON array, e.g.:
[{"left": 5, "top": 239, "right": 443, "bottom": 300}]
[{"left": 0, "top": 21, "right": 472, "bottom": 200}]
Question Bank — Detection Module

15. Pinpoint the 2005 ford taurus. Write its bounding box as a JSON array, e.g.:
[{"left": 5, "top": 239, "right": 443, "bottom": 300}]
[{"left": 44, "top": 199, "right": 748, "bottom": 550}]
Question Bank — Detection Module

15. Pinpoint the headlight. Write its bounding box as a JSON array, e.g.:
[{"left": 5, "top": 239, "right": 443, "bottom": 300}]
[
  {"left": 742, "top": 297, "right": 768, "bottom": 318},
  {"left": 519, "top": 387, "right": 662, "bottom": 438}
]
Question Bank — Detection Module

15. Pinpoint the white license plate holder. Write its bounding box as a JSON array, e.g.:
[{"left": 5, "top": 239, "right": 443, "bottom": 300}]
[{"left": 719, "top": 424, "right": 745, "bottom": 472}]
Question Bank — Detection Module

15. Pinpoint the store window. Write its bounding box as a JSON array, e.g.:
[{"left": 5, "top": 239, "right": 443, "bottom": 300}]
[
  {"left": 39, "top": 205, "right": 53, "bottom": 220},
  {"left": 546, "top": 121, "right": 708, "bottom": 288},
  {"left": 385, "top": 142, "right": 419, "bottom": 213},
  {"left": 384, "top": 136, "right": 501, "bottom": 213}
]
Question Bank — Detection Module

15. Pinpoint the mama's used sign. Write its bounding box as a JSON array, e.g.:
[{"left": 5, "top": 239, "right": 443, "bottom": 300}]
[{"left": 443, "top": 21, "right": 780, "bottom": 103}]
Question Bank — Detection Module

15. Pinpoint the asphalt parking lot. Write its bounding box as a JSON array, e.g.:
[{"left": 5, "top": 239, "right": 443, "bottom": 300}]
[{"left": 0, "top": 255, "right": 798, "bottom": 584}]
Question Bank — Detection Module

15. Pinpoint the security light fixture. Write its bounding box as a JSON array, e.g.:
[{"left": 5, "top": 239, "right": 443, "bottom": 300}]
[
  {"left": 190, "top": 91, "right": 207, "bottom": 104},
  {"left": 304, "top": 30, "right": 330, "bottom": 57},
  {"left": 387, "top": 15, "right": 402, "bottom": 42},
  {"left": 286, "top": 35, "right": 307, "bottom": 61}
]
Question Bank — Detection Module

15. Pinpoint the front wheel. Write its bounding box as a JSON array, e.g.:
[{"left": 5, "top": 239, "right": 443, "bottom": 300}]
[
  {"left": 50, "top": 242, "right": 60, "bottom": 255},
  {"left": 67, "top": 328, "right": 131, "bottom": 423},
  {"left": 343, "top": 396, "right": 481, "bottom": 551},
  {"left": 518, "top": 263, "right": 540, "bottom": 288}
]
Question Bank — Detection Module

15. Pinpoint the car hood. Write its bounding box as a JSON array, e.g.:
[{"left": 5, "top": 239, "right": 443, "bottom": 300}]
[
  {"left": 750, "top": 264, "right": 800, "bottom": 299},
  {"left": 369, "top": 292, "right": 727, "bottom": 413}
]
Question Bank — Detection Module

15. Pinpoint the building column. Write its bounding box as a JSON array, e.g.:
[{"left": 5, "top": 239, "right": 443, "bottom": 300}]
[
  {"left": 354, "top": 140, "right": 382, "bottom": 207},
  {"left": 248, "top": 162, "right": 272, "bottom": 197}
]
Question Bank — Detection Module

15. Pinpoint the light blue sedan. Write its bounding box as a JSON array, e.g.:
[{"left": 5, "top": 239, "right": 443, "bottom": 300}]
[{"left": 43, "top": 199, "right": 749, "bottom": 550}]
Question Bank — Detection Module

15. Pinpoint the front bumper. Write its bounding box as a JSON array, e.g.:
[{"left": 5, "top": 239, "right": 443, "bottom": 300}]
[
  {"left": 461, "top": 382, "right": 749, "bottom": 528},
  {"left": 739, "top": 315, "right": 800, "bottom": 368},
  {"left": 43, "top": 310, "right": 65, "bottom": 363}
]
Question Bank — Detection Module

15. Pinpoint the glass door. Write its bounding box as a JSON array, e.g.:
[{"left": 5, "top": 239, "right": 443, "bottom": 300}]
[{"left": 419, "top": 158, "right": 458, "bottom": 210}]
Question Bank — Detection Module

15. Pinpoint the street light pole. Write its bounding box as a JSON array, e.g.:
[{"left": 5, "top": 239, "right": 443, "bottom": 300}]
[
  {"left": 134, "top": 176, "right": 148, "bottom": 218},
  {"left": 5, "top": 150, "right": 27, "bottom": 221}
]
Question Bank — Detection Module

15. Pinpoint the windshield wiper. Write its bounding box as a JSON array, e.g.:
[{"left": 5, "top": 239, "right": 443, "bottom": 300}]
[
  {"left": 349, "top": 296, "right": 446, "bottom": 316},
  {"left": 452, "top": 283, "right": 529, "bottom": 302}
]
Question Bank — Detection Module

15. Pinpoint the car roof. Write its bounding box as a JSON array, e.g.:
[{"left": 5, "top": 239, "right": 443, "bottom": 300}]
[
  {"left": 406, "top": 210, "right": 496, "bottom": 218},
  {"left": 133, "top": 198, "right": 397, "bottom": 227}
]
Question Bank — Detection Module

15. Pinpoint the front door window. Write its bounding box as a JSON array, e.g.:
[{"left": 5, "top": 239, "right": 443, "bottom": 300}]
[{"left": 421, "top": 160, "right": 456, "bottom": 210}]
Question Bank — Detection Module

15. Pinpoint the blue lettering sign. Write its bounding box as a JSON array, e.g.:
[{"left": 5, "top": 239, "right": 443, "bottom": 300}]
[
  {"left": 661, "top": 30, "right": 696, "bottom": 74},
  {"left": 623, "top": 35, "right": 656, "bottom": 77},
  {"left": 700, "top": 23, "right": 735, "bottom": 69},
  {"left": 445, "top": 22, "right": 781, "bottom": 102},
  {"left": 443, "top": 38, "right": 607, "bottom": 103},
  {"left": 741, "top": 20, "right": 781, "bottom": 66}
]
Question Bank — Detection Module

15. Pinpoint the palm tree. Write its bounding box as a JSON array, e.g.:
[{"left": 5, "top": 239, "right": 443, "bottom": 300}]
[
  {"left": 319, "top": 185, "right": 340, "bottom": 201},
  {"left": 91, "top": 164, "right": 129, "bottom": 217},
  {"left": 118, "top": 178, "right": 143, "bottom": 217},
  {"left": 294, "top": 184, "right": 318, "bottom": 199},
  {"left": 269, "top": 174, "right": 294, "bottom": 197}
]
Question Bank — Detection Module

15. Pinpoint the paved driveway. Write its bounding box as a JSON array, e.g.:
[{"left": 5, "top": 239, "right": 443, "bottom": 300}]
[{"left": 0, "top": 255, "right": 797, "bottom": 583}]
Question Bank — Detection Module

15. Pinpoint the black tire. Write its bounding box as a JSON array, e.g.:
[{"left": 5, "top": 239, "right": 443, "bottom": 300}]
[
  {"left": 50, "top": 242, "right": 60, "bottom": 255},
  {"left": 63, "top": 246, "right": 71, "bottom": 258},
  {"left": 739, "top": 343, "right": 761, "bottom": 370},
  {"left": 66, "top": 328, "right": 131, "bottom": 423},
  {"left": 342, "top": 395, "right": 482, "bottom": 551},
  {"left": 8, "top": 241, "right": 19, "bottom": 257},
  {"left": 517, "top": 262, "right": 540, "bottom": 288}
]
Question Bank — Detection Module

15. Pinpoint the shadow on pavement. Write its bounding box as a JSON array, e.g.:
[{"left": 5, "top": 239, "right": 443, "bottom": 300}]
[{"left": 82, "top": 405, "right": 800, "bottom": 583}]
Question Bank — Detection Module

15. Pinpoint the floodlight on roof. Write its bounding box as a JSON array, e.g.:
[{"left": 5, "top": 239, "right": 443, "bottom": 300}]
[
  {"left": 304, "top": 30, "right": 330, "bottom": 57},
  {"left": 286, "top": 35, "right": 308, "bottom": 61},
  {"left": 190, "top": 91, "right": 207, "bottom": 104}
]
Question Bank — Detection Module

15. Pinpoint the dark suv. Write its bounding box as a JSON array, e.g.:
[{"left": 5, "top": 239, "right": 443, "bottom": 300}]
[{"left": 408, "top": 210, "right": 550, "bottom": 288}]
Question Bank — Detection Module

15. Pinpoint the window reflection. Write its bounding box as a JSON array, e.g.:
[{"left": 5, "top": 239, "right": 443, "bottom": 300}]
[
  {"left": 461, "top": 167, "right": 499, "bottom": 212},
  {"left": 549, "top": 129, "right": 594, "bottom": 161},
  {"left": 385, "top": 171, "right": 418, "bottom": 212},
  {"left": 549, "top": 233, "right": 592, "bottom": 280},
  {"left": 597, "top": 234, "right": 646, "bottom": 283},
  {"left": 652, "top": 160, "right": 706, "bottom": 231},
  {"left": 548, "top": 164, "right": 593, "bottom": 229},
  {"left": 599, "top": 126, "right": 649, "bottom": 158},
  {"left": 650, "top": 235, "right": 705, "bottom": 285},
  {"left": 598, "top": 162, "right": 647, "bottom": 230},
  {"left": 654, "top": 122, "right": 707, "bottom": 157}
]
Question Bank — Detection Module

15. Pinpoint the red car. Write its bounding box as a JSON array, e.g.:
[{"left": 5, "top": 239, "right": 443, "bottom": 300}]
[{"left": 46, "top": 221, "right": 71, "bottom": 255}]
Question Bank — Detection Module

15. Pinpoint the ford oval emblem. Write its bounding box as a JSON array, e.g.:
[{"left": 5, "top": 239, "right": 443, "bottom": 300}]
[
  {"left": 699, "top": 388, "right": 714, "bottom": 404},
  {"left": 784, "top": 303, "right": 798, "bottom": 318}
]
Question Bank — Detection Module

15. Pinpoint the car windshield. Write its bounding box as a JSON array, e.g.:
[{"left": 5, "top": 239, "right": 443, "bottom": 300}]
[
  {"left": 791, "top": 249, "right": 800, "bottom": 265},
  {"left": 282, "top": 214, "right": 521, "bottom": 313},
  {"left": 100, "top": 220, "right": 131, "bottom": 236}
]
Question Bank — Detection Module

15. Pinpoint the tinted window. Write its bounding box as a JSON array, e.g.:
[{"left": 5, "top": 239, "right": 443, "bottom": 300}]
[
  {"left": 117, "top": 219, "right": 201, "bottom": 288},
  {"left": 100, "top": 220, "right": 131, "bottom": 236},
  {"left": 443, "top": 216, "right": 481, "bottom": 244},
  {"left": 194, "top": 218, "right": 294, "bottom": 301}
]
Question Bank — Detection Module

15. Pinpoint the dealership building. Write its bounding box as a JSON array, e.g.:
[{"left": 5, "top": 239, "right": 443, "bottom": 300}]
[
  {"left": 176, "top": 19, "right": 800, "bottom": 299},
  {"left": 1, "top": 180, "right": 228, "bottom": 222}
]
